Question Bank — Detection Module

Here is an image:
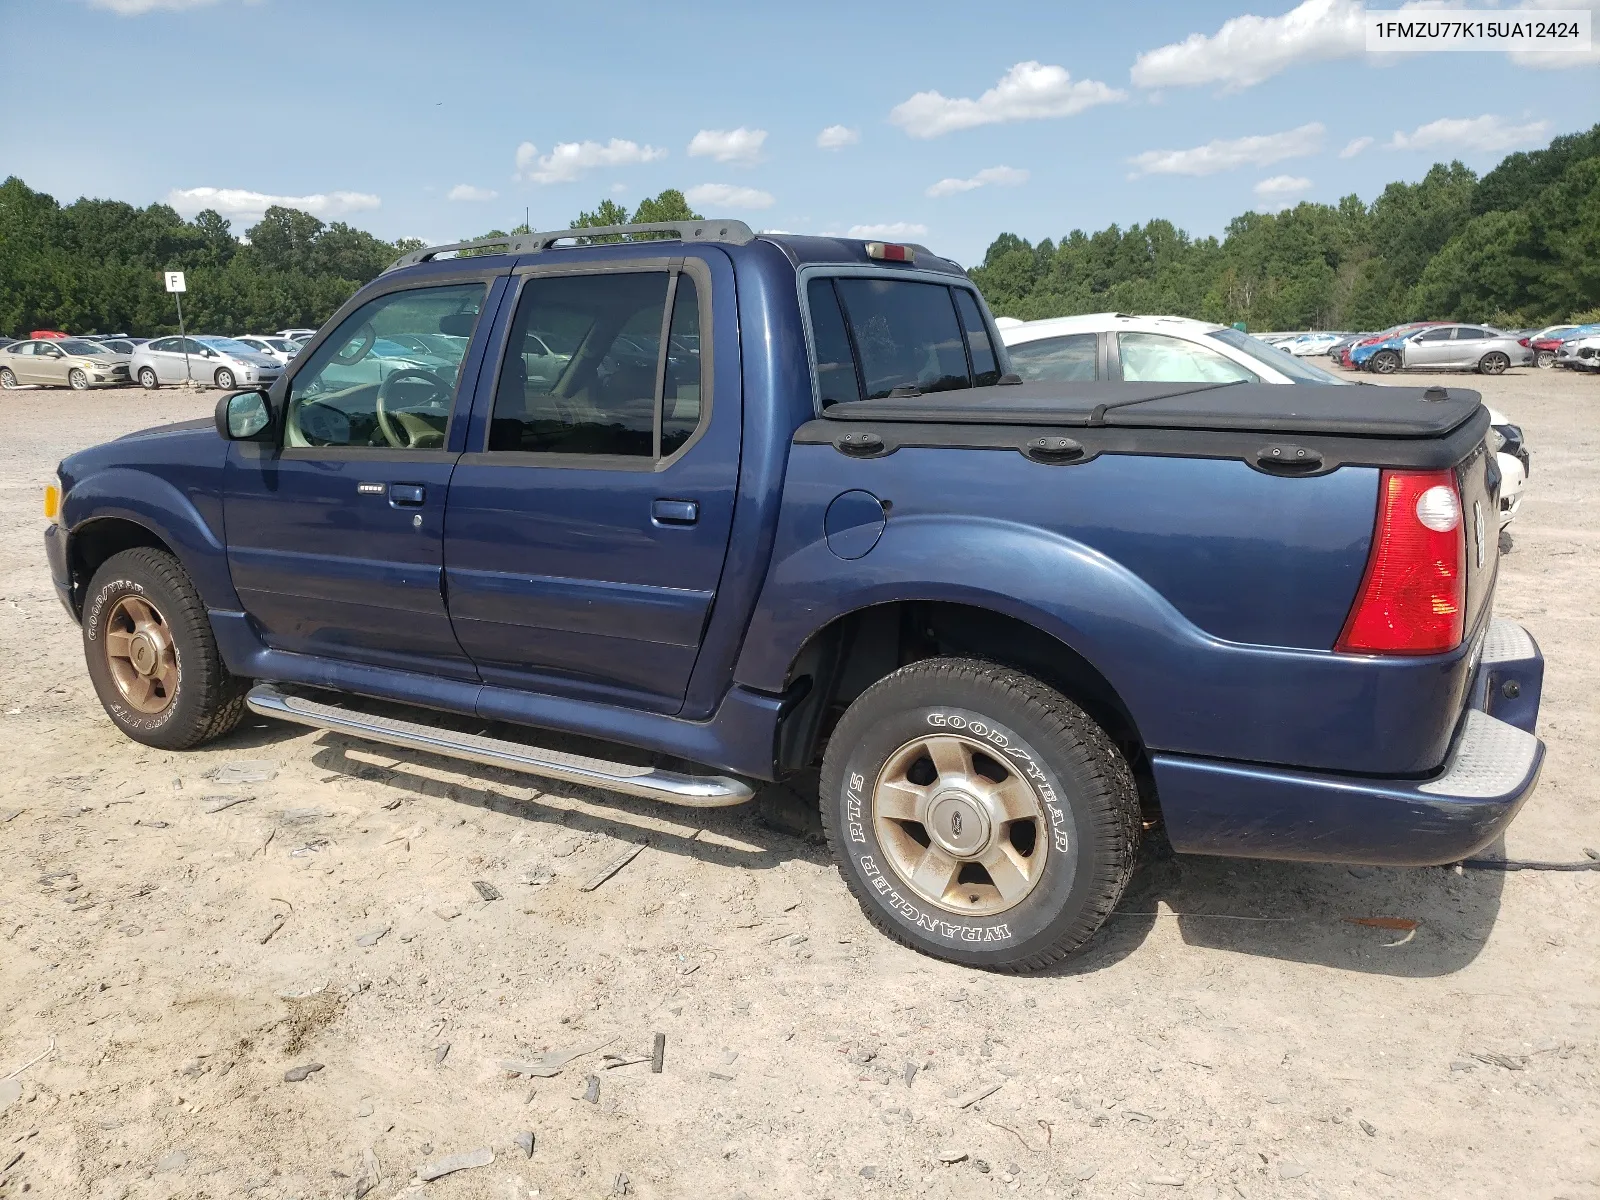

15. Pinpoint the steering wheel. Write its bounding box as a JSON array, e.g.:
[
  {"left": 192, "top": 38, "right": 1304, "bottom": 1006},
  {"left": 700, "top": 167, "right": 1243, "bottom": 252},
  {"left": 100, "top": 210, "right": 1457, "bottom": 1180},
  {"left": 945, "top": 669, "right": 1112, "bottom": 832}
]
[{"left": 375, "top": 368, "right": 451, "bottom": 449}]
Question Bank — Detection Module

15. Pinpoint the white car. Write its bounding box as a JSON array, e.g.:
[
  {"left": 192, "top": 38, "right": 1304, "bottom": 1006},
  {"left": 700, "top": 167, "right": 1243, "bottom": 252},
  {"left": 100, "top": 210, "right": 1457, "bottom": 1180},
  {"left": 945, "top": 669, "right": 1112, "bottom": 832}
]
[
  {"left": 233, "top": 335, "right": 303, "bottom": 366},
  {"left": 1285, "top": 331, "right": 1348, "bottom": 356},
  {"left": 1000, "top": 314, "right": 1527, "bottom": 528},
  {"left": 1555, "top": 334, "right": 1600, "bottom": 372},
  {"left": 275, "top": 328, "right": 318, "bottom": 343}
]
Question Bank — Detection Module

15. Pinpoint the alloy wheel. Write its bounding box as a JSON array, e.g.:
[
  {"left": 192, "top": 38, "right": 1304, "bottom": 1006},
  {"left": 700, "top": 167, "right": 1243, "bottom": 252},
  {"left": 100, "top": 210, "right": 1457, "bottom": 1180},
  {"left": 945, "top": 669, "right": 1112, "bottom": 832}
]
[
  {"left": 871, "top": 731, "right": 1051, "bottom": 916},
  {"left": 103, "top": 594, "right": 179, "bottom": 715}
]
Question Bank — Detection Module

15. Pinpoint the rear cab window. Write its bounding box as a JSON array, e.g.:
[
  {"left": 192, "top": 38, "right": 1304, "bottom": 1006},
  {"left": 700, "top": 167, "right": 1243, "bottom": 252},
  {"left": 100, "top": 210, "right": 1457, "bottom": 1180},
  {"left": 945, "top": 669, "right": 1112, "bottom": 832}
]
[{"left": 804, "top": 274, "right": 1003, "bottom": 408}]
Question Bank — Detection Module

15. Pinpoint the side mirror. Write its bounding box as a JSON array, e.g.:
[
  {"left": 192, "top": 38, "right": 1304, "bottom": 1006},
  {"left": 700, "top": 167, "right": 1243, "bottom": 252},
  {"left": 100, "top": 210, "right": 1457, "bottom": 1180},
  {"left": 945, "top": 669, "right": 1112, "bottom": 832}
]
[{"left": 215, "top": 389, "right": 273, "bottom": 440}]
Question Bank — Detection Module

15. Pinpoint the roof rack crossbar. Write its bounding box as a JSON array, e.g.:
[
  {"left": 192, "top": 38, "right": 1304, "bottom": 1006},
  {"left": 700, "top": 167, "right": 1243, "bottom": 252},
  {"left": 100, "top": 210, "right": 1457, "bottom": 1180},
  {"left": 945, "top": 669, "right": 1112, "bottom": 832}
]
[{"left": 386, "top": 219, "right": 758, "bottom": 272}]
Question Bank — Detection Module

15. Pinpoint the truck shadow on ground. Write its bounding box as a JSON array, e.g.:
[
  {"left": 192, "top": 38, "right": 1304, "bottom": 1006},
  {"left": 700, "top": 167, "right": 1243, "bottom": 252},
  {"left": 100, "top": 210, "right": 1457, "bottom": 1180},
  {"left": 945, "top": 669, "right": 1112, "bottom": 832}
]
[
  {"left": 226, "top": 717, "right": 1507, "bottom": 978},
  {"left": 1055, "top": 832, "right": 1507, "bottom": 980},
  {"left": 303, "top": 735, "right": 830, "bottom": 875}
]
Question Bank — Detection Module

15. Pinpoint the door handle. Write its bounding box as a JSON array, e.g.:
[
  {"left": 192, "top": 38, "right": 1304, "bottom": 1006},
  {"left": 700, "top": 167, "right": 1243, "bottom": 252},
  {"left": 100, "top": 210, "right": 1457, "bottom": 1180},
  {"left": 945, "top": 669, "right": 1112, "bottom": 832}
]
[
  {"left": 652, "top": 499, "right": 699, "bottom": 526},
  {"left": 389, "top": 483, "right": 426, "bottom": 507}
]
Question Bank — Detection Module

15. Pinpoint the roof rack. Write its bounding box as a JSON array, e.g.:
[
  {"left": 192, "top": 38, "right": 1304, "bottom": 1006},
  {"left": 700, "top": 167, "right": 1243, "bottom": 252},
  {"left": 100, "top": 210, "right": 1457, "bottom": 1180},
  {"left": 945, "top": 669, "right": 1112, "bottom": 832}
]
[{"left": 386, "top": 219, "right": 758, "bottom": 272}]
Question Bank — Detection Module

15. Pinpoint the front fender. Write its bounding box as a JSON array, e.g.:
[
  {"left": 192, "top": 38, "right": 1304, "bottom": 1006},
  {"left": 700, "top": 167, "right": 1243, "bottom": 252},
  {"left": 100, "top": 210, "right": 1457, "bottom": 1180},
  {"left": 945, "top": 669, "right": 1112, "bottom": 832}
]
[
  {"left": 737, "top": 512, "right": 1477, "bottom": 776},
  {"left": 61, "top": 467, "right": 240, "bottom": 614}
]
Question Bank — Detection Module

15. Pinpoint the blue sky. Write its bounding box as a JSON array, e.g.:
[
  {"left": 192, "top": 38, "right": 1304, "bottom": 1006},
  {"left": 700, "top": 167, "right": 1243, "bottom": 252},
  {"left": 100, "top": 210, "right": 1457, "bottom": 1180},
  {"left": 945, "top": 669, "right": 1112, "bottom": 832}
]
[{"left": 5, "top": 0, "right": 1596, "bottom": 265}]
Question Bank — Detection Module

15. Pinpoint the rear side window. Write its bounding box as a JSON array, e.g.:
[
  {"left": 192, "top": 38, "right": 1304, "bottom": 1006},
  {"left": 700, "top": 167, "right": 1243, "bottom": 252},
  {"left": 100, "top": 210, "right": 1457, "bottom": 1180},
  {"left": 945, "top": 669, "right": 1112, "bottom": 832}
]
[
  {"left": 1118, "top": 332, "right": 1258, "bottom": 384},
  {"left": 489, "top": 269, "right": 705, "bottom": 459},
  {"left": 1007, "top": 333, "right": 1098, "bottom": 382},
  {"left": 806, "top": 277, "right": 1000, "bottom": 405}
]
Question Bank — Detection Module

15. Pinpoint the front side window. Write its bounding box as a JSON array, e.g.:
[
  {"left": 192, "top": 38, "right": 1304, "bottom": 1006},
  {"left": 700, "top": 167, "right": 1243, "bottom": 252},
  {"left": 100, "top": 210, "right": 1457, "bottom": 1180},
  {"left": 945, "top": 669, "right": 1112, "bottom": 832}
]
[
  {"left": 806, "top": 277, "right": 1001, "bottom": 405},
  {"left": 1007, "top": 333, "right": 1098, "bottom": 382},
  {"left": 287, "top": 283, "right": 486, "bottom": 450},
  {"left": 1118, "top": 332, "right": 1258, "bottom": 384},
  {"left": 1416, "top": 327, "right": 1453, "bottom": 343},
  {"left": 488, "top": 269, "right": 705, "bottom": 459}
]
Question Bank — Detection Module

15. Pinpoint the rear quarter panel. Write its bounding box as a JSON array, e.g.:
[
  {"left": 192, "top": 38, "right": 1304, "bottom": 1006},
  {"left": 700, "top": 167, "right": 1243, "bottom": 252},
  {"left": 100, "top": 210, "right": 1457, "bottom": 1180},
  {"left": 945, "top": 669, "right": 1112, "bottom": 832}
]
[{"left": 738, "top": 444, "right": 1482, "bottom": 776}]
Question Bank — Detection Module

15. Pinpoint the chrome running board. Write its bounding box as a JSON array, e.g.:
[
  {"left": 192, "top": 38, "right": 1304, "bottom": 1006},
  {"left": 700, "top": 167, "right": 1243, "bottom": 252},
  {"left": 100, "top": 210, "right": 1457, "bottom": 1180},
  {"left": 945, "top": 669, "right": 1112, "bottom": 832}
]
[{"left": 245, "top": 684, "right": 753, "bottom": 807}]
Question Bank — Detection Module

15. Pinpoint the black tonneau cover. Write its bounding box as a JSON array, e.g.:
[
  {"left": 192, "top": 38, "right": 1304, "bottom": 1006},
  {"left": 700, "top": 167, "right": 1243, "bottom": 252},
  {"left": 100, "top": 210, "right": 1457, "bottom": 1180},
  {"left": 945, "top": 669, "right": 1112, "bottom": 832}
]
[{"left": 822, "top": 381, "right": 1482, "bottom": 439}]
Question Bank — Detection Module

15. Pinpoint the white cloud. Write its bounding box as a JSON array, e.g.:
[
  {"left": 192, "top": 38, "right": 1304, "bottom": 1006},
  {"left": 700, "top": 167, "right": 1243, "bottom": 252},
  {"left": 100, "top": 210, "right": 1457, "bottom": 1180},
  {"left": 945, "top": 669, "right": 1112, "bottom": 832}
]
[
  {"left": 1131, "top": 0, "right": 1365, "bottom": 91},
  {"left": 847, "top": 222, "right": 929, "bottom": 238},
  {"left": 816, "top": 125, "right": 861, "bottom": 150},
  {"left": 447, "top": 184, "right": 498, "bottom": 202},
  {"left": 687, "top": 127, "right": 767, "bottom": 164},
  {"left": 1132, "top": 0, "right": 1600, "bottom": 89},
  {"left": 889, "top": 61, "right": 1125, "bottom": 138},
  {"left": 1128, "top": 123, "right": 1324, "bottom": 177},
  {"left": 1339, "top": 135, "right": 1374, "bottom": 159},
  {"left": 513, "top": 139, "right": 666, "bottom": 185},
  {"left": 685, "top": 183, "right": 776, "bottom": 210},
  {"left": 89, "top": 0, "right": 224, "bottom": 12},
  {"left": 166, "top": 187, "right": 380, "bottom": 221},
  {"left": 925, "top": 165, "right": 1030, "bottom": 198},
  {"left": 1388, "top": 114, "right": 1552, "bottom": 153},
  {"left": 1254, "top": 175, "right": 1313, "bottom": 207}
]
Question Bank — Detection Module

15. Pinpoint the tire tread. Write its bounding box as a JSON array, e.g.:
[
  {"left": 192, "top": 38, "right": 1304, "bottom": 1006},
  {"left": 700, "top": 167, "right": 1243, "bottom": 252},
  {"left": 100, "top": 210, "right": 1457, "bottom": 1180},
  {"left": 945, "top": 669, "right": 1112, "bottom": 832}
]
[{"left": 820, "top": 657, "right": 1140, "bottom": 973}]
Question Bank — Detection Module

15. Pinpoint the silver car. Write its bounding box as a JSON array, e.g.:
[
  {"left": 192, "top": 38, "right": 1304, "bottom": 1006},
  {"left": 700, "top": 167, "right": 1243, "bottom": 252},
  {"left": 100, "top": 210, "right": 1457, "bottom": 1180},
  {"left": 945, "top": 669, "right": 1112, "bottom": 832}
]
[
  {"left": 131, "top": 336, "right": 283, "bottom": 390},
  {"left": 233, "top": 335, "right": 303, "bottom": 366},
  {"left": 0, "top": 337, "right": 131, "bottom": 390},
  {"left": 1366, "top": 324, "right": 1532, "bottom": 375}
]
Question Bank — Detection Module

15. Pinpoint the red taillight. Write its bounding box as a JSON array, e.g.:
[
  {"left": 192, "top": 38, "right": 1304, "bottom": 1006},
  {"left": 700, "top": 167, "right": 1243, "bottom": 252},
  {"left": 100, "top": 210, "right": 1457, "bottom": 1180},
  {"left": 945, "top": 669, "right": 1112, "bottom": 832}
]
[
  {"left": 864, "top": 241, "right": 914, "bottom": 263},
  {"left": 1336, "top": 469, "right": 1466, "bottom": 655},
  {"left": 1518, "top": 337, "right": 1530, "bottom": 347}
]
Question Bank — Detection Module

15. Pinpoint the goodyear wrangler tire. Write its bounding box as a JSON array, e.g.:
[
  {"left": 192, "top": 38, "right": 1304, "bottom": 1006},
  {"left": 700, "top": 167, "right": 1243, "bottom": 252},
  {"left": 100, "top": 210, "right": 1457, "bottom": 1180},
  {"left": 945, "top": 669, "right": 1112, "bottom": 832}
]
[
  {"left": 820, "top": 658, "right": 1140, "bottom": 971},
  {"left": 82, "top": 548, "right": 247, "bottom": 750}
]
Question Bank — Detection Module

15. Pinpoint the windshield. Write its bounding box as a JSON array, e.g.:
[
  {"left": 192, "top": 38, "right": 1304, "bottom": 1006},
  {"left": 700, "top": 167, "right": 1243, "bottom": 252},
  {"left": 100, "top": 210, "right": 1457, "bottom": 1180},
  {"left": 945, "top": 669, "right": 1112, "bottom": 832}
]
[
  {"left": 1207, "top": 327, "right": 1347, "bottom": 384},
  {"left": 197, "top": 337, "right": 263, "bottom": 356},
  {"left": 59, "top": 339, "right": 111, "bottom": 356}
]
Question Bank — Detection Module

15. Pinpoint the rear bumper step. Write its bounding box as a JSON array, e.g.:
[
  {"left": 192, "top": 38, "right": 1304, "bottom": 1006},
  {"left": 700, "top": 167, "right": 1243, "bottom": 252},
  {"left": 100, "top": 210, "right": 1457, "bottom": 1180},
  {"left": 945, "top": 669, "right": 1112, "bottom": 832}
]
[{"left": 245, "top": 684, "right": 754, "bottom": 808}]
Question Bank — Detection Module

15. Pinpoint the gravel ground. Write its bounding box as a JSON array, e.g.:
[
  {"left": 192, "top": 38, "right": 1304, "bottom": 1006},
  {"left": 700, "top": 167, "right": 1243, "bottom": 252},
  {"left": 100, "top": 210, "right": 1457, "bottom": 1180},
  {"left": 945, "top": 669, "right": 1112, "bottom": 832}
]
[{"left": 0, "top": 371, "right": 1596, "bottom": 1200}]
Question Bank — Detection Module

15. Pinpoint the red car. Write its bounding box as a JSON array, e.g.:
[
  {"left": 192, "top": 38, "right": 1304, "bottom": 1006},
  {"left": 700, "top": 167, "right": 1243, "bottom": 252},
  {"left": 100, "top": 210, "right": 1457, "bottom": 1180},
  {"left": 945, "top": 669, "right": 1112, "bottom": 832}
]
[{"left": 31, "top": 330, "right": 68, "bottom": 340}]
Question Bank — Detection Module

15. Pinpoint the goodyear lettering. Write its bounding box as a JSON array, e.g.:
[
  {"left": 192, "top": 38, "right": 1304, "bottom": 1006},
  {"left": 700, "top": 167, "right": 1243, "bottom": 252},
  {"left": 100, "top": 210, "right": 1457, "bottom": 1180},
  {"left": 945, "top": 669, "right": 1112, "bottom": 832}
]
[
  {"left": 926, "top": 710, "right": 1071, "bottom": 853},
  {"left": 858, "top": 853, "right": 1013, "bottom": 943}
]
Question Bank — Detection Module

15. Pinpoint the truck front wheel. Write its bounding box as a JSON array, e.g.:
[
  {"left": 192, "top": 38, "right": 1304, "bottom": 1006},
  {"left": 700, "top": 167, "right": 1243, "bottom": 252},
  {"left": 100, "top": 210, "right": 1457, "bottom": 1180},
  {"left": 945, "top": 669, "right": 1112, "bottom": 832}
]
[
  {"left": 82, "top": 548, "right": 247, "bottom": 750},
  {"left": 820, "top": 658, "right": 1140, "bottom": 971}
]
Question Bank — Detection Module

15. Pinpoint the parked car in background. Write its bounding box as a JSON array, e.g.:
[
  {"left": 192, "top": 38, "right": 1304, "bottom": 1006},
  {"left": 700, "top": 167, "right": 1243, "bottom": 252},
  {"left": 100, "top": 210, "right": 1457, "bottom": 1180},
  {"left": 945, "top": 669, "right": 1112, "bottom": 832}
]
[
  {"left": 1285, "top": 331, "right": 1349, "bottom": 356},
  {"left": 31, "top": 330, "right": 69, "bottom": 340},
  {"left": 1351, "top": 324, "right": 1531, "bottom": 375},
  {"left": 1001, "top": 316, "right": 1529, "bottom": 529},
  {"left": 0, "top": 338, "right": 15, "bottom": 350},
  {"left": 1001, "top": 313, "right": 1350, "bottom": 385},
  {"left": 130, "top": 336, "right": 283, "bottom": 390},
  {"left": 92, "top": 338, "right": 141, "bottom": 356},
  {"left": 234, "top": 335, "right": 304, "bottom": 366},
  {"left": 0, "top": 337, "right": 131, "bottom": 389},
  {"left": 1333, "top": 323, "right": 1445, "bottom": 368},
  {"left": 275, "top": 328, "right": 318, "bottom": 342},
  {"left": 1555, "top": 332, "right": 1600, "bottom": 372}
]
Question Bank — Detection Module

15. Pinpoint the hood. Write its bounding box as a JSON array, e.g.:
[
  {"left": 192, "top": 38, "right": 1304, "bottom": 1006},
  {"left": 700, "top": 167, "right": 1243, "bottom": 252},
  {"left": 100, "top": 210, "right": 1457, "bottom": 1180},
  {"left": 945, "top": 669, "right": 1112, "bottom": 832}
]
[{"left": 60, "top": 418, "right": 222, "bottom": 492}]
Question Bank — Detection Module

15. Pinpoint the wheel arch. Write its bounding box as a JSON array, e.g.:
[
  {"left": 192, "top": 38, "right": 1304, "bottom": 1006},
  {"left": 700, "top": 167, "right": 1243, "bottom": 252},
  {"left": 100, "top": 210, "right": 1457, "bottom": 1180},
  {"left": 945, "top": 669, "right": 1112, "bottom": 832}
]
[
  {"left": 771, "top": 599, "right": 1157, "bottom": 820},
  {"left": 67, "top": 517, "right": 179, "bottom": 619}
]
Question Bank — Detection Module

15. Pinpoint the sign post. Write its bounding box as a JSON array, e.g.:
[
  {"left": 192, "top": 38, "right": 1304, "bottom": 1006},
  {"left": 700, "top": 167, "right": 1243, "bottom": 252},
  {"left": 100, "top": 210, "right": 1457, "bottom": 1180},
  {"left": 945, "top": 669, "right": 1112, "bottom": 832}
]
[{"left": 164, "top": 271, "right": 191, "bottom": 383}]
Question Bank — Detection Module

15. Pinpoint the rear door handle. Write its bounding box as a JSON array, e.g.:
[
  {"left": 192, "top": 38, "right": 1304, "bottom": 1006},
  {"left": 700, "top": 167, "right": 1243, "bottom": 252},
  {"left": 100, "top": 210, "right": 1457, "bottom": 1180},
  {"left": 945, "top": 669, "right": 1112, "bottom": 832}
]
[
  {"left": 652, "top": 499, "right": 699, "bottom": 526},
  {"left": 389, "top": 483, "right": 426, "bottom": 507}
]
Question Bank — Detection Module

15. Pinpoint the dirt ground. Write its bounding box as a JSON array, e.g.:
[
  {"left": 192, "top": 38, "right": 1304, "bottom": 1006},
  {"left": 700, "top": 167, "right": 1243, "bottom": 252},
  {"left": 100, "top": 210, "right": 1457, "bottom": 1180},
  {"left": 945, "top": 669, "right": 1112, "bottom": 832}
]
[{"left": 0, "top": 370, "right": 1596, "bottom": 1200}]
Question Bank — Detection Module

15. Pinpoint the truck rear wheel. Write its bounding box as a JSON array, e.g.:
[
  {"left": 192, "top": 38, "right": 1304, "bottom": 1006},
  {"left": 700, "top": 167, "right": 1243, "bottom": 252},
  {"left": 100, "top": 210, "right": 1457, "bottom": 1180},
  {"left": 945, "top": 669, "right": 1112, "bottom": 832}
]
[
  {"left": 820, "top": 658, "right": 1140, "bottom": 971},
  {"left": 82, "top": 548, "right": 247, "bottom": 750}
]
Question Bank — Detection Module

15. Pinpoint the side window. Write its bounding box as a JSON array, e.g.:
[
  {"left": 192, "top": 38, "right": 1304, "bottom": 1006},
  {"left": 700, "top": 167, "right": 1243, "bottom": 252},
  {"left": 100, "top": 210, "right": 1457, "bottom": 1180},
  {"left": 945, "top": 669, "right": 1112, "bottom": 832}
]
[
  {"left": 1416, "top": 327, "right": 1453, "bottom": 343},
  {"left": 286, "top": 282, "right": 486, "bottom": 451},
  {"left": 807, "top": 278, "right": 863, "bottom": 407},
  {"left": 1007, "top": 333, "right": 1098, "bottom": 382},
  {"left": 952, "top": 290, "right": 1001, "bottom": 387},
  {"left": 1118, "top": 333, "right": 1258, "bottom": 384},
  {"left": 147, "top": 338, "right": 172, "bottom": 352},
  {"left": 489, "top": 269, "right": 707, "bottom": 459},
  {"left": 1456, "top": 327, "right": 1490, "bottom": 340}
]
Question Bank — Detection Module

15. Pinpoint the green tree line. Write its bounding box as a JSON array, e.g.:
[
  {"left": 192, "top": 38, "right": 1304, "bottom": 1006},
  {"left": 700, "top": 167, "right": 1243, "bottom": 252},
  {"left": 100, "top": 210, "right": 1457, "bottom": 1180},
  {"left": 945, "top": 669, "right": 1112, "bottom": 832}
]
[
  {"left": 970, "top": 123, "right": 1600, "bottom": 330},
  {"left": 0, "top": 183, "right": 700, "bottom": 337}
]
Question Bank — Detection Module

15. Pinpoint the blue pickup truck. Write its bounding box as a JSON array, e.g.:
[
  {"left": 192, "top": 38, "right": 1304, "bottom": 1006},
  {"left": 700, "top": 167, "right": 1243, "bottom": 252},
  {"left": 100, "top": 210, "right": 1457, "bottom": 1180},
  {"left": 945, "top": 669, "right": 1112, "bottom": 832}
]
[{"left": 44, "top": 219, "right": 1545, "bottom": 971}]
